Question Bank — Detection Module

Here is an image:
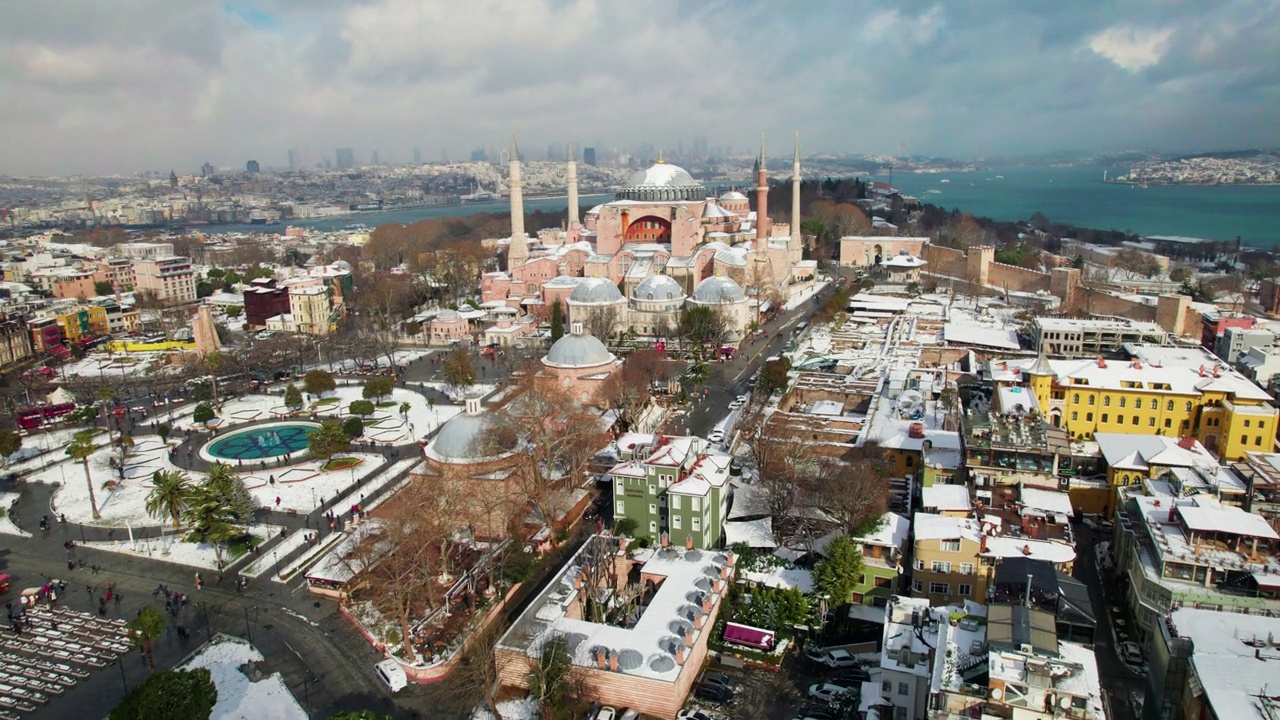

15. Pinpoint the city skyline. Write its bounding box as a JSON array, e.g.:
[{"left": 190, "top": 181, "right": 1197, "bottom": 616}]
[{"left": 2, "top": 0, "right": 1279, "bottom": 176}]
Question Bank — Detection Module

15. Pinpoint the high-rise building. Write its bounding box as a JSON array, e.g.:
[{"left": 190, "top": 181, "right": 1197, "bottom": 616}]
[
  {"left": 246, "top": 160, "right": 260, "bottom": 173},
  {"left": 583, "top": 147, "right": 597, "bottom": 166},
  {"left": 287, "top": 149, "right": 299, "bottom": 170},
  {"left": 547, "top": 142, "right": 559, "bottom": 162},
  {"left": 470, "top": 147, "right": 487, "bottom": 162},
  {"left": 335, "top": 147, "right": 355, "bottom": 169},
  {"left": 370, "top": 150, "right": 380, "bottom": 166},
  {"left": 201, "top": 162, "right": 215, "bottom": 177},
  {"left": 413, "top": 147, "right": 422, "bottom": 165}
]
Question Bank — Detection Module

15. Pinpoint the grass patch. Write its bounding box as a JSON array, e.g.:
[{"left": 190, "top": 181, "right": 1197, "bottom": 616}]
[
  {"left": 322, "top": 456, "right": 362, "bottom": 471},
  {"left": 314, "top": 397, "right": 340, "bottom": 406},
  {"left": 226, "top": 533, "right": 262, "bottom": 560},
  {"left": 375, "top": 401, "right": 398, "bottom": 408}
]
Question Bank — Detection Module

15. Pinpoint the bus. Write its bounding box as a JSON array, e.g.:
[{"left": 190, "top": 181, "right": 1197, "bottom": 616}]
[{"left": 16, "top": 402, "right": 77, "bottom": 430}]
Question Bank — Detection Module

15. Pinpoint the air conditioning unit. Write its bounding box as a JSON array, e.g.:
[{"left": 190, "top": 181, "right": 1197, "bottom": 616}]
[{"left": 1019, "top": 643, "right": 1034, "bottom": 654}]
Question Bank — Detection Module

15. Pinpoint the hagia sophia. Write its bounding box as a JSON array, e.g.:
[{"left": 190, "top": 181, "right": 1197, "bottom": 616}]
[{"left": 480, "top": 136, "right": 816, "bottom": 347}]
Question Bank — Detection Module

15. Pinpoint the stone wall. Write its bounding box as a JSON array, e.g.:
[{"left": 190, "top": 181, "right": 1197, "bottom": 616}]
[
  {"left": 922, "top": 244, "right": 967, "bottom": 279},
  {"left": 986, "top": 261, "right": 1051, "bottom": 295}
]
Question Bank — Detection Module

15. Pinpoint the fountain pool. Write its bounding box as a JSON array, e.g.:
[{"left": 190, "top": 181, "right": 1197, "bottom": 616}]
[{"left": 204, "top": 422, "right": 319, "bottom": 461}]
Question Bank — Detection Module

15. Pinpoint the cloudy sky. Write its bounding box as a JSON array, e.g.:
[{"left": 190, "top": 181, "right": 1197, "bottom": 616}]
[{"left": 3, "top": 0, "right": 1278, "bottom": 175}]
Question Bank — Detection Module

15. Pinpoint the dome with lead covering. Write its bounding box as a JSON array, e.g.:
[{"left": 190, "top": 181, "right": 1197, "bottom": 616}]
[
  {"left": 543, "top": 331, "right": 615, "bottom": 368},
  {"left": 690, "top": 275, "right": 746, "bottom": 304},
  {"left": 427, "top": 412, "right": 492, "bottom": 462},
  {"left": 568, "top": 277, "right": 625, "bottom": 305},
  {"left": 632, "top": 275, "right": 684, "bottom": 301},
  {"left": 615, "top": 162, "right": 706, "bottom": 202}
]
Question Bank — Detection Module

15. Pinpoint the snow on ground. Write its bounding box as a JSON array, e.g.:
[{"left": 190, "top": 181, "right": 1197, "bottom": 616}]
[
  {"left": 412, "top": 381, "right": 498, "bottom": 403},
  {"left": 77, "top": 524, "right": 279, "bottom": 570},
  {"left": 181, "top": 635, "right": 307, "bottom": 720},
  {"left": 329, "top": 348, "right": 429, "bottom": 372},
  {"left": 0, "top": 491, "right": 30, "bottom": 537},
  {"left": 61, "top": 352, "right": 181, "bottom": 380},
  {"left": 471, "top": 698, "right": 538, "bottom": 720}
]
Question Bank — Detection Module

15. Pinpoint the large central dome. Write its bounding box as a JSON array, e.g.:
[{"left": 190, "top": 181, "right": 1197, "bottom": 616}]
[{"left": 616, "top": 162, "right": 706, "bottom": 202}]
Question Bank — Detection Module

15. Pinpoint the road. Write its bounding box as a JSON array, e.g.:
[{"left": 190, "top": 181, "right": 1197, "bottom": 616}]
[{"left": 1070, "top": 519, "right": 1148, "bottom": 720}]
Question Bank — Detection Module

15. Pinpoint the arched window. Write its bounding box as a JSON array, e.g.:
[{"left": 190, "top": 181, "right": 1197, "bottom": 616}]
[
  {"left": 1073, "top": 393, "right": 1080, "bottom": 404},
  {"left": 1167, "top": 400, "right": 1174, "bottom": 411}
]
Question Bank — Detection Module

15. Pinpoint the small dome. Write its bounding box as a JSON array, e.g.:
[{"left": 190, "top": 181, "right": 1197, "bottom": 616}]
[
  {"left": 544, "top": 275, "right": 580, "bottom": 288},
  {"left": 633, "top": 275, "right": 684, "bottom": 300},
  {"left": 691, "top": 276, "right": 746, "bottom": 304},
  {"left": 436, "top": 309, "right": 462, "bottom": 320},
  {"left": 544, "top": 332, "right": 615, "bottom": 368},
  {"left": 427, "top": 412, "right": 491, "bottom": 461},
  {"left": 883, "top": 254, "right": 926, "bottom": 268},
  {"left": 568, "top": 277, "right": 624, "bottom": 304},
  {"left": 719, "top": 191, "right": 748, "bottom": 201},
  {"left": 625, "top": 163, "right": 697, "bottom": 188},
  {"left": 585, "top": 204, "right": 605, "bottom": 216}
]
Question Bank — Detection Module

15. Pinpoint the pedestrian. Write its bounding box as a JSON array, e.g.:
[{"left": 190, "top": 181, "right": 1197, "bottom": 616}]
[
  {"left": 67, "top": 559, "right": 74, "bottom": 571},
  {"left": 275, "top": 496, "right": 281, "bottom": 508},
  {"left": 91, "top": 564, "right": 99, "bottom": 575},
  {"left": 114, "top": 592, "right": 122, "bottom": 607}
]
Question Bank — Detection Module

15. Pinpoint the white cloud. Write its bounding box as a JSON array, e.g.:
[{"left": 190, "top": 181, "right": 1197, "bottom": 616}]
[{"left": 1087, "top": 25, "right": 1175, "bottom": 72}]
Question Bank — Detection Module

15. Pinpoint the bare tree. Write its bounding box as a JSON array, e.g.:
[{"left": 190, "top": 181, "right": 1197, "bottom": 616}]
[
  {"left": 583, "top": 306, "right": 620, "bottom": 342},
  {"left": 818, "top": 444, "right": 891, "bottom": 536}
]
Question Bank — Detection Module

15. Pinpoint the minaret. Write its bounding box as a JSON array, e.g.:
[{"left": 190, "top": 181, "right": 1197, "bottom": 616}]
[
  {"left": 790, "top": 132, "right": 802, "bottom": 250},
  {"left": 508, "top": 135, "right": 525, "bottom": 240},
  {"left": 755, "top": 133, "right": 769, "bottom": 241},
  {"left": 566, "top": 138, "right": 579, "bottom": 229}
]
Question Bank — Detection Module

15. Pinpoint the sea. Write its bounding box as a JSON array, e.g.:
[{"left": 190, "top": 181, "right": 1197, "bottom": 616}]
[
  {"left": 198, "top": 167, "right": 1280, "bottom": 249},
  {"left": 885, "top": 166, "right": 1280, "bottom": 249}
]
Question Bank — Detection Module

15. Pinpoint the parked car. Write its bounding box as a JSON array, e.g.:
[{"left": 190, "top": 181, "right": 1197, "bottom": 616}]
[
  {"left": 792, "top": 708, "right": 836, "bottom": 720},
  {"left": 822, "top": 649, "right": 861, "bottom": 669},
  {"left": 373, "top": 659, "right": 407, "bottom": 693},
  {"left": 1120, "top": 641, "right": 1145, "bottom": 666},
  {"left": 676, "top": 710, "right": 717, "bottom": 720},
  {"left": 708, "top": 429, "right": 725, "bottom": 444},
  {"left": 699, "top": 671, "right": 736, "bottom": 691},
  {"left": 694, "top": 682, "right": 734, "bottom": 704},
  {"left": 807, "top": 683, "right": 852, "bottom": 703},
  {"left": 594, "top": 707, "right": 617, "bottom": 720},
  {"left": 836, "top": 666, "right": 872, "bottom": 684},
  {"left": 618, "top": 710, "right": 640, "bottom": 720}
]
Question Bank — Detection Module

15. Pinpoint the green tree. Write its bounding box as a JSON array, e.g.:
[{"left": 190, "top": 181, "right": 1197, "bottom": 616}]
[
  {"left": 307, "top": 419, "right": 350, "bottom": 460},
  {"left": 303, "top": 369, "right": 337, "bottom": 396},
  {"left": 155, "top": 423, "right": 172, "bottom": 444},
  {"left": 67, "top": 430, "right": 101, "bottom": 520},
  {"left": 192, "top": 402, "right": 216, "bottom": 424},
  {"left": 529, "top": 634, "right": 580, "bottom": 719},
  {"left": 145, "top": 469, "right": 194, "bottom": 529},
  {"left": 0, "top": 429, "right": 22, "bottom": 466},
  {"left": 126, "top": 606, "right": 168, "bottom": 671},
  {"left": 342, "top": 416, "right": 365, "bottom": 438},
  {"left": 362, "top": 377, "right": 393, "bottom": 400},
  {"left": 283, "top": 383, "right": 303, "bottom": 409},
  {"left": 1169, "top": 266, "right": 1193, "bottom": 284},
  {"left": 442, "top": 344, "right": 476, "bottom": 389},
  {"left": 225, "top": 305, "right": 242, "bottom": 318},
  {"left": 109, "top": 668, "right": 216, "bottom": 720},
  {"left": 399, "top": 401, "right": 410, "bottom": 417},
  {"left": 812, "top": 535, "right": 864, "bottom": 608},
  {"left": 94, "top": 280, "right": 114, "bottom": 296},
  {"left": 550, "top": 299, "right": 565, "bottom": 342},
  {"left": 203, "top": 462, "right": 257, "bottom": 523},
  {"left": 348, "top": 400, "right": 375, "bottom": 416},
  {"left": 613, "top": 517, "right": 638, "bottom": 536},
  {"left": 183, "top": 484, "right": 241, "bottom": 565}
]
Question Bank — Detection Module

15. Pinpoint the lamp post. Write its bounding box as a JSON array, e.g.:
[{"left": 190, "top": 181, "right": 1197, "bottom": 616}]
[{"left": 115, "top": 655, "right": 128, "bottom": 692}]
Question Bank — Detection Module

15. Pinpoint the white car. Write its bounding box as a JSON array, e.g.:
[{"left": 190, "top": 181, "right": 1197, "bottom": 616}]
[
  {"left": 595, "top": 707, "right": 617, "bottom": 720},
  {"left": 1120, "top": 641, "right": 1144, "bottom": 666},
  {"left": 708, "top": 429, "right": 725, "bottom": 444},
  {"left": 676, "top": 710, "right": 717, "bottom": 720},
  {"left": 373, "top": 659, "right": 407, "bottom": 693},
  {"left": 807, "top": 683, "right": 851, "bottom": 702}
]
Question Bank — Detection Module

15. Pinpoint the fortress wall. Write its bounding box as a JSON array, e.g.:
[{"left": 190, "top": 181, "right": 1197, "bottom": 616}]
[{"left": 987, "top": 261, "right": 1051, "bottom": 294}]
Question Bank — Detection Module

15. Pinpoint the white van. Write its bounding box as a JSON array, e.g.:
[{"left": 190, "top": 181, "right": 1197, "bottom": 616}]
[{"left": 374, "top": 658, "right": 408, "bottom": 692}]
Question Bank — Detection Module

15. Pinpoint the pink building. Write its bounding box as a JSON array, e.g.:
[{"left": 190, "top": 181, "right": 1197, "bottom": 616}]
[{"left": 428, "top": 310, "right": 470, "bottom": 345}]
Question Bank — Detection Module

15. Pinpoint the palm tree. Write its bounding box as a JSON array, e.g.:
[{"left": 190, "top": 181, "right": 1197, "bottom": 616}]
[
  {"left": 97, "top": 385, "right": 117, "bottom": 445},
  {"left": 67, "top": 430, "right": 100, "bottom": 520},
  {"left": 126, "top": 606, "right": 167, "bottom": 671},
  {"left": 145, "top": 469, "right": 194, "bottom": 529}
]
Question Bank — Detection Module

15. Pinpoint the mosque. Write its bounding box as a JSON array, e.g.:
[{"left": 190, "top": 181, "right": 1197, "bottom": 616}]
[{"left": 480, "top": 136, "right": 815, "bottom": 347}]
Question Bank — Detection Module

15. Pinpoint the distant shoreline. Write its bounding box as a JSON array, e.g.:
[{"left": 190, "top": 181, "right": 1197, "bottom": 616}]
[{"left": 1103, "top": 180, "right": 1280, "bottom": 187}]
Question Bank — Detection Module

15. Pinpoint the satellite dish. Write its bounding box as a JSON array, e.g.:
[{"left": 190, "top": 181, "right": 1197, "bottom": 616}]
[
  {"left": 990, "top": 687, "right": 1004, "bottom": 701},
  {"left": 1059, "top": 696, "right": 1072, "bottom": 710}
]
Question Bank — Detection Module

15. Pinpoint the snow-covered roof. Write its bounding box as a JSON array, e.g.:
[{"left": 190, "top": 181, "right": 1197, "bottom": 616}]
[
  {"left": 852, "top": 512, "right": 910, "bottom": 550},
  {"left": 1169, "top": 609, "right": 1280, "bottom": 720},
  {"left": 913, "top": 513, "right": 982, "bottom": 543},
  {"left": 1019, "top": 488, "right": 1076, "bottom": 518},
  {"left": 1177, "top": 502, "right": 1279, "bottom": 539},
  {"left": 943, "top": 323, "right": 1020, "bottom": 350},
  {"left": 922, "top": 485, "right": 972, "bottom": 513},
  {"left": 1095, "top": 433, "right": 1216, "bottom": 472},
  {"left": 724, "top": 518, "right": 775, "bottom": 548},
  {"left": 981, "top": 536, "right": 1077, "bottom": 565}
]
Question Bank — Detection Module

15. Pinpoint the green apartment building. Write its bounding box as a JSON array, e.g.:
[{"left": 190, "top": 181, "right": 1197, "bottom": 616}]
[{"left": 610, "top": 433, "right": 731, "bottom": 550}]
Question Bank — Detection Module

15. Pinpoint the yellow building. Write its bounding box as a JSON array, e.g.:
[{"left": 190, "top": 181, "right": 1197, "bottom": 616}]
[
  {"left": 992, "top": 344, "right": 1277, "bottom": 462},
  {"left": 911, "top": 514, "right": 989, "bottom": 606},
  {"left": 52, "top": 305, "right": 109, "bottom": 342}
]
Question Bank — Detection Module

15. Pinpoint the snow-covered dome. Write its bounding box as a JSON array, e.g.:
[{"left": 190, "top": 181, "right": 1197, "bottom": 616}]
[
  {"left": 719, "top": 191, "right": 748, "bottom": 202},
  {"left": 703, "top": 203, "right": 737, "bottom": 219},
  {"left": 544, "top": 331, "right": 615, "bottom": 368},
  {"left": 585, "top": 204, "right": 605, "bottom": 216},
  {"left": 615, "top": 162, "right": 706, "bottom": 202},
  {"left": 544, "top": 275, "right": 580, "bottom": 289},
  {"left": 436, "top": 309, "right": 462, "bottom": 321},
  {"left": 632, "top": 275, "right": 684, "bottom": 301},
  {"left": 883, "top": 254, "right": 926, "bottom": 268},
  {"left": 568, "top": 277, "right": 624, "bottom": 304},
  {"left": 428, "top": 410, "right": 491, "bottom": 461},
  {"left": 690, "top": 276, "right": 746, "bottom": 304}
]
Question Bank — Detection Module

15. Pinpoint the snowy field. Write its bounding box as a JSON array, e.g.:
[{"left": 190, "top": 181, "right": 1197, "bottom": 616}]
[
  {"left": 76, "top": 524, "right": 279, "bottom": 570},
  {"left": 410, "top": 381, "right": 499, "bottom": 403},
  {"left": 0, "top": 491, "right": 29, "bottom": 537},
  {"left": 181, "top": 635, "right": 307, "bottom": 720}
]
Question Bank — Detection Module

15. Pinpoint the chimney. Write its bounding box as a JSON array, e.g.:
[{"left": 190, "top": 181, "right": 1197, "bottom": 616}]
[
  {"left": 720, "top": 565, "right": 730, "bottom": 579},
  {"left": 1213, "top": 365, "right": 1221, "bottom": 378},
  {"left": 1199, "top": 365, "right": 1206, "bottom": 377},
  {"left": 684, "top": 630, "right": 694, "bottom": 646},
  {"left": 702, "top": 596, "right": 713, "bottom": 614},
  {"left": 609, "top": 653, "right": 619, "bottom": 672},
  {"left": 661, "top": 533, "right": 670, "bottom": 548},
  {"left": 574, "top": 574, "right": 583, "bottom": 589},
  {"left": 685, "top": 534, "right": 694, "bottom": 550},
  {"left": 675, "top": 646, "right": 685, "bottom": 665},
  {"left": 618, "top": 537, "right": 629, "bottom": 552},
  {"left": 712, "top": 578, "right": 723, "bottom": 593},
  {"left": 981, "top": 535, "right": 989, "bottom": 553},
  {"left": 694, "top": 614, "right": 704, "bottom": 629},
  {"left": 727, "top": 553, "right": 737, "bottom": 567},
  {"left": 594, "top": 649, "right": 606, "bottom": 668},
  {"left": 1168, "top": 506, "right": 1177, "bottom": 523},
  {"left": 1178, "top": 436, "right": 1197, "bottom": 449},
  {"left": 1096, "top": 356, "right": 1106, "bottom": 368},
  {"left": 1022, "top": 544, "right": 1032, "bottom": 556},
  {"left": 1133, "top": 360, "right": 1142, "bottom": 369}
]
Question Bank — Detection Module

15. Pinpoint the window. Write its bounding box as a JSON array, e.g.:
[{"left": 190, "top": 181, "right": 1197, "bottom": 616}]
[
  {"left": 648, "top": 484, "right": 656, "bottom": 495},
  {"left": 906, "top": 456, "right": 914, "bottom": 467},
  {"left": 691, "top": 497, "right": 701, "bottom": 511},
  {"left": 1167, "top": 400, "right": 1174, "bottom": 411},
  {"left": 929, "top": 582, "right": 950, "bottom": 595},
  {"left": 1116, "top": 414, "right": 1124, "bottom": 424},
  {"left": 1245, "top": 420, "right": 1252, "bottom": 428},
  {"left": 1104, "top": 396, "right": 1111, "bottom": 407},
  {"left": 1088, "top": 395, "right": 1095, "bottom": 405},
  {"left": 914, "top": 559, "right": 924, "bottom": 571},
  {"left": 898, "top": 682, "right": 910, "bottom": 696},
  {"left": 1165, "top": 418, "right": 1172, "bottom": 428},
  {"left": 1242, "top": 435, "right": 1249, "bottom": 445},
  {"left": 1149, "top": 417, "right": 1156, "bottom": 427},
  {"left": 616, "top": 501, "right": 625, "bottom": 515},
  {"left": 912, "top": 581, "right": 923, "bottom": 593},
  {"left": 1073, "top": 393, "right": 1080, "bottom": 404},
  {"left": 649, "top": 521, "right": 658, "bottom": 534},
  {"left": 958, "top": 584, "right": 972, "bottom": 596},
  {"left": 1186, "top": 401, "right": 1193, "bottom": 411},
  {"left": 672, "top": 515, "right": 682, "bottom": 529},
  {"left": 692, "top": 517, "right": 701, "bottom": 531},
  {"left": 616, "top": 480, "right": 624, "bottom": 493},
  {"left": 1258, "top": 436, "right": 1264, "bottom": 446},
  {"left": 1102, "top": 413, "right": 1109, "bottom": 423},
  {"left": 960, "top": 563, "right": 975, "bottom": 575},
  {"left": 930, "top": 561, "right": 952, "bottom": 574},
  {"left": 894, "top": 707, "right": 907, "bottom": 720},
  {"left": 648, "top": 503, "right": 657, "bottom": 515},
  {"left": 1071, "top": 411, "right": 1078, "bottom": 421},
  {"left": 1119, "top": 397, "right": 1127, "bottom": 408},
  {"left": 940, "top": 539, "right": 961, "bottom": 552},
  {"left": 883, "top": 681, "right": 892, "bottom": 693},
  {"left": 1133, "top": 416, "right": 1139, "bottom": 426},
  {"left": 1261, "top": 422, "right": 1267, "bottom": 430},
  {"left": 671, "top": 495, "right": 681, "bottom": 510},
  {"left": 1149, "top": 398, "right": 1157, "bottom": 410}
]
